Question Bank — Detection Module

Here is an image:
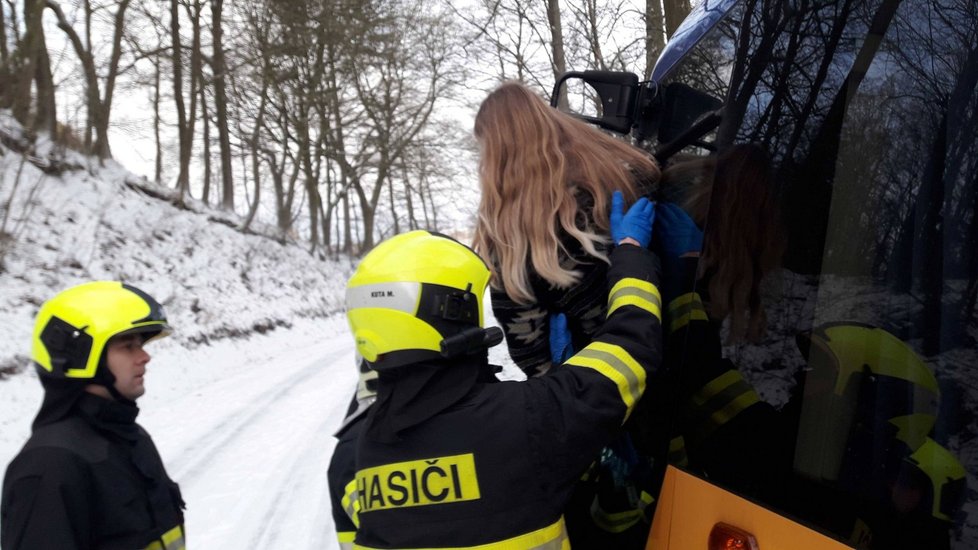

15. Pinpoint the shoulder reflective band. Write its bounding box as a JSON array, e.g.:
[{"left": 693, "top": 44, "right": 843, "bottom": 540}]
[
  {"left": 564, "top": 341, "right": 646, "bottom": 420},
  {"left": 353, "top": 516, "right": 569, "bottom": 550},
  {"left": 687, "top": 369, "right": 760, "bottom": 444},
  {"left": 608, "top": 278, "right": 662, "bottom": 321},
  {"left": 667, "top": 292, "right": 708, "bottom": 334},
  {"left": 356, "top": 453, "right": 481, "bottom": 513},
  {"left": 342, "top": 478, "right": 362, "bottom": 527},
  {"left": 143, "top": 525, "right": 185, "bottom": 550}
]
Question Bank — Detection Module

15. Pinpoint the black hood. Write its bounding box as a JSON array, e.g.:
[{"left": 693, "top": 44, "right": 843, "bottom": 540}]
[
  {"left": 365, "top": 354, "right": 495, "bottom": 444},
  {"left": 31, "top": 375, "right": 90, "bottom": 430}
]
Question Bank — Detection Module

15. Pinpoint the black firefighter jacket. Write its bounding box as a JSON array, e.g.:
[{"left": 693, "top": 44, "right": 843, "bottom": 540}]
[
  {"left": 342, "top": 244, "right": 663, "bottom": 549},
  {"left": 1, "top": 393, "right": 186, "bottom": 550}
]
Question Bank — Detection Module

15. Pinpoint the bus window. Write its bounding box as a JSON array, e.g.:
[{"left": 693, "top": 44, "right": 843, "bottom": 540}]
[{"left": 660, "top": 0, "right": 978, "bottom": 548}]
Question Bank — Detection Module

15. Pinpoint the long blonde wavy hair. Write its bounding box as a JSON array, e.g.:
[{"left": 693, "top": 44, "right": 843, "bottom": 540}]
[
  {"left": 661, "top": 143, "right": 785, "bottom": 342},
  {"left": 472, "top": 82, "right": 659, "bottom": 304}
]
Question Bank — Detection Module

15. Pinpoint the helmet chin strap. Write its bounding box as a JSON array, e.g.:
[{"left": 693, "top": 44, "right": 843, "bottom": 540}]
[{"left": 93, "top": 357, "right": 134, "bottom": 404}]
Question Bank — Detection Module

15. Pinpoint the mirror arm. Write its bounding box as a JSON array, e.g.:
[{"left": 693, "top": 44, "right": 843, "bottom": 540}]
[{"left": 653, "top": 110, "right": 723, "bottom": 163}]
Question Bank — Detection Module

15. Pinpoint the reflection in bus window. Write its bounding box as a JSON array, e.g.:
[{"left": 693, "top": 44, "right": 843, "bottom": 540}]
[{"left": 661, "top": 0, "right": 978, "bottom": 548}]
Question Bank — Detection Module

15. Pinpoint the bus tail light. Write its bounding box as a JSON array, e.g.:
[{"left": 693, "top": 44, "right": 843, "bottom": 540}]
[{"left": 709, "top": 522, "right": 759, "bottom": 550}]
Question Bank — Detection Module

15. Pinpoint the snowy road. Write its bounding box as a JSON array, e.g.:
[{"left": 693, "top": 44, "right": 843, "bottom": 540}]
[{"left": 142, "top": 318, "right": 357, "bottom": 550}]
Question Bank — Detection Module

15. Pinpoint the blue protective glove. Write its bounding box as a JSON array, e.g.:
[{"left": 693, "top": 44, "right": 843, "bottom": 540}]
[
  {"left": 610, "top": 190, "right": 655, "bottom": 247},
  {"left": 653, "top": 202, "right": 703, "bottom": 259},
  {"left": 549, "top": 312, "right": 574, "bottom": 364}
]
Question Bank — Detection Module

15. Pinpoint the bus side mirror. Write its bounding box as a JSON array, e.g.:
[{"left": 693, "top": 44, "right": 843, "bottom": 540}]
[{"left": 551, "top": 71, "right": 641, "bottom": 135}]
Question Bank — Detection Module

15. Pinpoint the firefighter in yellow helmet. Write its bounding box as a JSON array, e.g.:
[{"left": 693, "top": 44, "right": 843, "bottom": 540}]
[
  {"left": 1, "top": 282, "right": 186, "bottom": 550},
  {"left": 329, "top": 196, "right": 662, "bottom": 548},
  {"left": 786, "top": 322, "right": 965, "bottom": 548}
]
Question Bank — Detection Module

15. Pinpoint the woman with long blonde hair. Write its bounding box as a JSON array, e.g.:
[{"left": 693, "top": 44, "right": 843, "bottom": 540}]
[{"left": 472, "top": 81, "right": 660, "bottom": 376}]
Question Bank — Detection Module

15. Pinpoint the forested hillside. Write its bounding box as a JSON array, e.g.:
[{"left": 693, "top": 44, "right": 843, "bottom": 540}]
[{"left": 1, "top": 110, "right": 351, "bottom": 377}]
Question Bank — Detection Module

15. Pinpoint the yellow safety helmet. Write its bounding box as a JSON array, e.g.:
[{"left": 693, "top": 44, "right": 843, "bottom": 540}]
[
  {"left": 346, "top": 231, "right": 497, "bottom": 370},
  {"left": 32, "top": 281, "right": 172, "bottom": 379},
  {"left": 793, "top": 322, "right": 940, "bottom": 483},
  {"left": 901, "top": 437, "right": 966, "bottom": 522}
]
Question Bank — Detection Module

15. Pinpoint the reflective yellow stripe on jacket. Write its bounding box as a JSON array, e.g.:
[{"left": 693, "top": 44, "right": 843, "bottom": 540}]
[
  {"left": 342, "top": 477, "right": 362, "bottom": 526},
  {"left": 687, "top": 370, "right": 760, "bottom": 444},
  {"left": 667, "top": 292, "right": 708, "bottom": 335},
  {"left": 590, "top": 490, "right": 656, "bottom": 533},
  {"left": 144, "top": 525, "right": 185, "bottom": 550},
  {"left": 337, "top": 476, "right": 361, "bottom": 549},
  {"left": 608, "top": 277, "right": 662, "bottom": 321},
  {"left": 353, "top": 517, "right": 569, "bottom": 550},
  {"left": 565, "top": 341, "right": 646, "bottom": 420}
]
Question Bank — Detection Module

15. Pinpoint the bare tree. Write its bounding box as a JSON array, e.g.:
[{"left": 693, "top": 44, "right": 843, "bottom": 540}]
[
  {"left": 645, "top": 0, "right": 665, "bottom": 79},
  {"left": 153, "top": 50, "right": 163, "bottom": 182},
  {"left": 345, "top": 2, "right": 460, "bottom": 250},
  {"left": 3, "top": 0, "right": 46, "bottom": 127},
  {"left": 235, "top": 1, "right": 274, "bottom": 231},
  {"left": 457, "top": 0, "right": 555, "bottom": 89},
  {"left": 199, "top": 70, "right": 212, "bottom": 204},
  {"left": 170, "top": 0, "right": 190, "bottom": 196},
  {"left": 32, "top": 6, "right": 56, "bottom": 136},
  {"left": 211, "top": 0, "right": 234, "bottom": 211},
  {"left": 545, "top": 0, "right": 568, "bottom": 109},
  {"left": 183, "top": 0, "right": 204, "bottom": 191},
  {"left": 47, "top": 0, "right": 131, "bottom": 159},
  {"left": 0, "top": 2, "right": 9, "bottom": 67}
]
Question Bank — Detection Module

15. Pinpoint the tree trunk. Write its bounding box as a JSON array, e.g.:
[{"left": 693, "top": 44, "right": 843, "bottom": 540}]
[
  {"left": 211, "top": 0, "right": 234, "bottom": 211},
  {"left": 0, "top": 2, "right": 9, "bottom": 65},
  {"left": 241, "top": 76, "right": 269, "bottom": 231},
  {"left": 33, "top": 27, "right": 56, "bottom": 136},
  {"left": 1, "top": 5, "right": 8, "bottom": 103},
  {"left": 343, "top": 191, "right": 353, "bottom": 254},
  {"left": 241, "top": 143, "right": 260, "bottom": 230},
  {"left": 585, "top": 0, "right": 606, "bottom": 70},
  {"left": 403, "top": 168, "right": 417, "bottom": 231},
  {"left": 153, "top": 51, "right": 162, "bottom": 182},
  {"left": 644, "top": 0, "right": 665, "bottom": 80},
  {"left": 319, "top": 176, "right": 333, "bottom": 254},
  {"left": 917, "top": 114, "right": 948, "bottom": 356},
  {"left": 545, "top": 0, "right": 568, "bottom": 110},
  {"left": 92, "top": 0, "right": 131, "bottom": 160},
  {"left": 46, "top": 0, "right": 105, "bottom": 157},
  {"left": 200, "top": 80, "right": 212, "bottom": 204},
  {"left": 184, "top": 0, "right": 202, "bottom": 178},
  {"left": 388, "top": 173, "right": 399, "bottom": 235},
  {"left": 6, "top": 0, "right": 44, "bottom": 125},
  {"left": 964, "top": 169, "right": 978, "bottom": 325},
  {"left": 171, "top": 0, "right": 190, "bottom": 198},
  {"left": 298, "top": 103, "right": 320, "bottom": 250},
  {"left": 663, "top": 0, "right": 690, "bottom": 38}
]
